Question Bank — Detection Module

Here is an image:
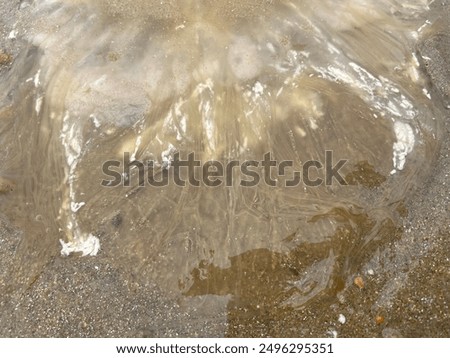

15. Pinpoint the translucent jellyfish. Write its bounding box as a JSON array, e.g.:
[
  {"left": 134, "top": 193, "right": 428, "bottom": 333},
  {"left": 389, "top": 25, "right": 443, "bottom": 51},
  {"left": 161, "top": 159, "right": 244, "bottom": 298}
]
[{"left": 0, "top": 0, "right": 444, "bottom": 328}]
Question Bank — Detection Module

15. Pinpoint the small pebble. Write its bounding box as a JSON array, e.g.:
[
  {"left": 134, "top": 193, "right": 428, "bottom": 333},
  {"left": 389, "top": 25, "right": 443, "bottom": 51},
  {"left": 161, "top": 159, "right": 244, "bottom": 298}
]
[
  {"left": 0, "top": 51, "right": 13, "bottom": 66},
  {"left": 354, "top": 276, "right": 365, "bottom": 289},
  {"left": 375, "top": 315, "right": 385, "bottom": 325},
  {"left": 338, "top": 314, "right": 346, "bottom": 324},
  {"left": 328, "top": 330, "right": 338, "bottom": 338}
]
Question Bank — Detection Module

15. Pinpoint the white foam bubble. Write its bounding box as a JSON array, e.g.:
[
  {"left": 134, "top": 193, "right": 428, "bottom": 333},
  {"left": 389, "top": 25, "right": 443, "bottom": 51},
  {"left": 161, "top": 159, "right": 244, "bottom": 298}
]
[
  {"left": 60, "top": 234, "right": 100, "bottom": 257},
  {"left": 392, "top": 121, "right": 415, "bottom": 172}
]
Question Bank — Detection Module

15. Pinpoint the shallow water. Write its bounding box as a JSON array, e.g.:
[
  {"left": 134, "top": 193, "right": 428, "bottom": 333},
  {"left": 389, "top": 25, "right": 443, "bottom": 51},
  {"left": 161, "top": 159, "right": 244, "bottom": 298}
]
[{"left": 0, "top": 0, "right": 445, "bottom": 333}]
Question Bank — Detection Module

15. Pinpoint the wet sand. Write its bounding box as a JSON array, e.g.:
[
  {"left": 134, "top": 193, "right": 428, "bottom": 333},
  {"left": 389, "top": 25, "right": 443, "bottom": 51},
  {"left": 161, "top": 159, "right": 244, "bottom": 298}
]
[{"left": 0, "top": 1, "right": 448, "bottom": 337}]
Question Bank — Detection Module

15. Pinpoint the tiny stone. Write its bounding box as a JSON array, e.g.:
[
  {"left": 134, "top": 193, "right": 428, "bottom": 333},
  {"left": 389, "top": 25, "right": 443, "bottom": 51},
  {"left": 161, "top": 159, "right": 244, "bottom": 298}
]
[
  {"left": 376, "top": 315, "right": 385, "bottom": 325},
  {"left": 354, "top": 276, "right": 365, "bottom": 289},
  {"left": 0, "top": 51, "right": 13, "bottom": 66},
  {"left": 328, "top": 330, "right": 338, "bottom": 338},
  {"left": 338, "top": 314, "right": 346, "bottom": 324}
]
